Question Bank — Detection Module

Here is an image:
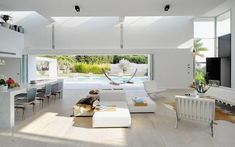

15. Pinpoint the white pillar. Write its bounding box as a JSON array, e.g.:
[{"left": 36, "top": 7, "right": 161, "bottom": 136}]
[
  {"left": 49, "top": 60, "right": 57, "bottom": 79},
  {"left": 28, "top": 55, "right": 37, "bottom": 81}
]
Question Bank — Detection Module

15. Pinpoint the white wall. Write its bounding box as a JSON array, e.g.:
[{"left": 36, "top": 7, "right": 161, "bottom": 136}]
[
  {"left": 0, "top": 57, "right": 21, "bottom": 83},
  {"left": 0, "top": 26, "right": 24, "bottom": 58},
  {"left": 124, "top": 16, "right": 193, "bottom": 49},
  {"left": 28, "top": 49, "right": 193, "bottom": 89},
  {"left": 21, "top": 12, "right": 52, "bottom": 51},
  {"left": 55, "top": 17, "right": 120, "bottom": 49},
  {"left": 28, "top": 55, "right": 37, "bottom": 81},
  {"left": 153, "top": 50, "right": 193, "bottom": 89},
  {"left": 22, "top": 16, "right": 193, "bottom": 50}
]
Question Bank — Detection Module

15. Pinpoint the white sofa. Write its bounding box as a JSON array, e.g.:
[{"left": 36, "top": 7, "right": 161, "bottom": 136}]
[
  {"left": 100, "top": 89, "right": 156, "bottom": 113},
  {"left": 99, "top": 90, "right": 126, "bottom": 101},
  {"left": 206, "top": 86, "right": 235, "bottom": 106}
]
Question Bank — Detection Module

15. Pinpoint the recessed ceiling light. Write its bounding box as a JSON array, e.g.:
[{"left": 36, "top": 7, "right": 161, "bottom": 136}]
[{"left": 164, "top": 5, "right": 170, "bottom": 11}]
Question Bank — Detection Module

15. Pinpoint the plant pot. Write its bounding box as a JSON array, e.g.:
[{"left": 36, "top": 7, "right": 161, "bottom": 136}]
[
  {"left": 0, "top": 85, "right": 8, "bottom": 92},
  {"left": 198, "top": 93, "right": 205, "bottom": 98}
]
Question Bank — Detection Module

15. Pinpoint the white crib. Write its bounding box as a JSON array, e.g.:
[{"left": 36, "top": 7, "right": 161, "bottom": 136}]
[{"left": 175, "top": 95, "right": 215, "bottom": 137}]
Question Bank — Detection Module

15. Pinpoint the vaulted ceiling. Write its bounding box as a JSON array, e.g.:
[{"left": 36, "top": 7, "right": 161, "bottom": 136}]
[{"left": 0, "top": 0, "right": 227, "bottom": 18}]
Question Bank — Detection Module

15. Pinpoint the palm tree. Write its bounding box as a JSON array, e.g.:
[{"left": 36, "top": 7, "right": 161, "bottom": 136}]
[
  {"left": 193, "top": 39, "right": 208, "bottom": 58},
  {"left": 193, "top": 39, "right": 208, "bottom": 85}
]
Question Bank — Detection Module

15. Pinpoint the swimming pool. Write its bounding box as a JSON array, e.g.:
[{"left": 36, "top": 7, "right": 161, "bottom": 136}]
[{"left": 64, "top": 76, "right": 148, "bottom": 84}]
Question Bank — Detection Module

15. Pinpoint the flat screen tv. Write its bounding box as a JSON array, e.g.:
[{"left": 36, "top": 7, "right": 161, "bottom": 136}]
[{"left": 206, "top": 57, "right": 221, "bottom": 82}]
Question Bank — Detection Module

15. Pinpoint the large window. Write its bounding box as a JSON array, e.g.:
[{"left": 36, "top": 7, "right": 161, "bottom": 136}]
[
  {"left": 216, "top": 11, "right": 231, "bottom": 37},
  {"left": 36, "top": 55, "right": 150, "bottom": 84},
  {"left": 194, "top": 18, "right": 216, "bottom": 71},
  {"left": 193, "top": 10, "right": 231, "bottom": 83}
]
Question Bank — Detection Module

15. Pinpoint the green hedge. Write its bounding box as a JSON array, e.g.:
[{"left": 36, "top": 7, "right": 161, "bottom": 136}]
[
  {"left": 75, "top": 56, "right": 113, "bottom": 64},
  {"left": 113, "top": 55, "right": 148, "bottom": 64},
  {"left": 75, "top": 63, "right": 110, "bottom": 74}
]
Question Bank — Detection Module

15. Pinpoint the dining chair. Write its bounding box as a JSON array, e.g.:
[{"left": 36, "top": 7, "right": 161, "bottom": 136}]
[
  {"left": 37, "top": 84, "right": 52, "bottom": 107},
  {"left": 56, "top": 81, "right": 63, "bottom": 99},
  {"left": 15, "top": 88, "right": 37, "bottom": 119}
]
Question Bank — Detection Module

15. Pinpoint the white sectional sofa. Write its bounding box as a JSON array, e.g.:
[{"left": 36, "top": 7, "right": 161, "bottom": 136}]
[
  {"left": 99, "top": 90, "right": 126, "bottom": 101},
  {"left": 206, "top": 86, "right": 235, "bottom": 106},
  {"left": 100, "top": 90, "right": 156, "bottom": 113}
]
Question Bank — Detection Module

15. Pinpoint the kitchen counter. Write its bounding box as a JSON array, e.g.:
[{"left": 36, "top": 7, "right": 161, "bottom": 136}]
[{"left": 0, "top": 80, "right": 61, "bottom": 129}]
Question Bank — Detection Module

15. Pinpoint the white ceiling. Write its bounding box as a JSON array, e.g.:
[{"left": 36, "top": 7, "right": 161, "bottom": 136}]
[{"left": 0, "top": 0, "right": 227, "bottom": 18}]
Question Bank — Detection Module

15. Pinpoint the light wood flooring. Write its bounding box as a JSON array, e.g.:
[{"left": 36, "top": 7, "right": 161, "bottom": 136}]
[{"left": 0, "top": 89, "right": 235, "bottom": 147}]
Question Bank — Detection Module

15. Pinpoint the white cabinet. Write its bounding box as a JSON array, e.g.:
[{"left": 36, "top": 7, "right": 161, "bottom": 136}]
[{"left": 0, "top": 26, "right": 24, "bottom": 58}]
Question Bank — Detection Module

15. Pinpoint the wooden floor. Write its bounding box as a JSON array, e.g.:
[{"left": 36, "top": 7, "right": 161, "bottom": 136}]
[{"left": 0, "top": 89, "right": 235, "bottom": 147}]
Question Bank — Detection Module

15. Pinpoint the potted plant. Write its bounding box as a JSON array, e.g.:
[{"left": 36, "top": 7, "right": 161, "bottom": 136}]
[
  {"left": 0, "top": 78, "right": 8, "bottom": 92},
  {"left": 194, "top": 70, "right": 210, "bottom": 97}
]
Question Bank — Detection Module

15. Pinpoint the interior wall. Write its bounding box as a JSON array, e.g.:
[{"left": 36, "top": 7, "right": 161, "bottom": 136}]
[
  {"left": 153, "top": 50, "right": 193, "bottom": 89},
  {"left": 27, "top": 55, "right": 37, "bottom": 81},
  {"left": 21, "top": 12, "right": 52, "bottom": 51},
  {"left": 0, "top": 57, "right": 21, "bottom": 83},
  {"left": 55, "top": 17, "right": 120, "bottom": 49},
  {"left": 124, "top": 16, "right": 193, "bottom": 49},
  {"left": 0, "top": 27, "right": 24, "bottom": 58},
  {"left": 22, "top": 16, "right": 193, "bottom": 50},
  {"left": 28, "top": 49, "right": 193, "bottom": 89}
]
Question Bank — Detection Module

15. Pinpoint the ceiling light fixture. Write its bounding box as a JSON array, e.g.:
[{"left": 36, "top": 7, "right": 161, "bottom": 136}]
[
  {"left": 75, "top": 5, "right": 80, "bottom": 13},
  {"left": 164, "top": 5, "right": 170, "bottom": 11}
]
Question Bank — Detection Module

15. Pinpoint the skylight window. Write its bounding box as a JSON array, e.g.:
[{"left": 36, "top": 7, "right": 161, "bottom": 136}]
[
  {"left": 52, "top": 17, "right": 92, "bottom": 27},
  {"left": 123, "top": 16, "right": 162, "bottom": 27}
]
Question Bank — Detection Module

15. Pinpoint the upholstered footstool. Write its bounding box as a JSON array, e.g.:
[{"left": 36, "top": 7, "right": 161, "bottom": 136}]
[
  {"left": 92, "top": 101, "right": 131, "bottom": 128},
  {"left": 126, "top": 96, "right": 156, "bottom": 113}
]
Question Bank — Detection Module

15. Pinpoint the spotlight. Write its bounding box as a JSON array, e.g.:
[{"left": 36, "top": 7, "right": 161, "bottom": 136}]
[
  {"left": 75, "top": 5, "right": 80, "bottom": 12},
  {"left": 164, "top": 5, "right": 170, "bottom": 11}
]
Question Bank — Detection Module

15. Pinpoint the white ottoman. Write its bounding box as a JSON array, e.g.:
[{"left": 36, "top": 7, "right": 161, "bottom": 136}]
[
  {"left": 92, "top": 101, "right": 131, "bottom": 128},
  {"left": 126, "top": 96, "right": 156, "bottom": 113}
]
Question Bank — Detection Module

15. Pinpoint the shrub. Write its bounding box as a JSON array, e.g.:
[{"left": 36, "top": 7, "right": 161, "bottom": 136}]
[
  {"left": 195, "top": 70, "right": 206, "bottom": 84},
  {"left": 113, "top": 55, "right": 148, "bottom": 64},
  {"left": 75, "top": 55, "right": 113, "bottom": 64},
  {"left": 75, "top": 63, "right": 110, "bottom": 74}
]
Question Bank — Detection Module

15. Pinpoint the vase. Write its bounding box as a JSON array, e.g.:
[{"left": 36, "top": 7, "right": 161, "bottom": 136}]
[{"left": 198, "top": 93, "right": 205, "bottom": 98}]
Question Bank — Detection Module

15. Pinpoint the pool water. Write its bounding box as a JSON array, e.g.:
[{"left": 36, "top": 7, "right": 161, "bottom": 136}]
[{"left": 65, "top": 76, "right": 148, "bottom": 84}]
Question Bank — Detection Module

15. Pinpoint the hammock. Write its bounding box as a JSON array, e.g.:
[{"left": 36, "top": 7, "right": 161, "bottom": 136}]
[{"left": 102, "top": 68, "right": 138, "bottom": 85}]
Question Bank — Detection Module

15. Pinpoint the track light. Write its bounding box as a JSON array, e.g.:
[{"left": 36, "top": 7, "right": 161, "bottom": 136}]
[
  {"left": 75, "top": 5, "right": 80, "bottom": 12},
  {"left": 164, "top": 5, "right": 170, "bottom": 11}
]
